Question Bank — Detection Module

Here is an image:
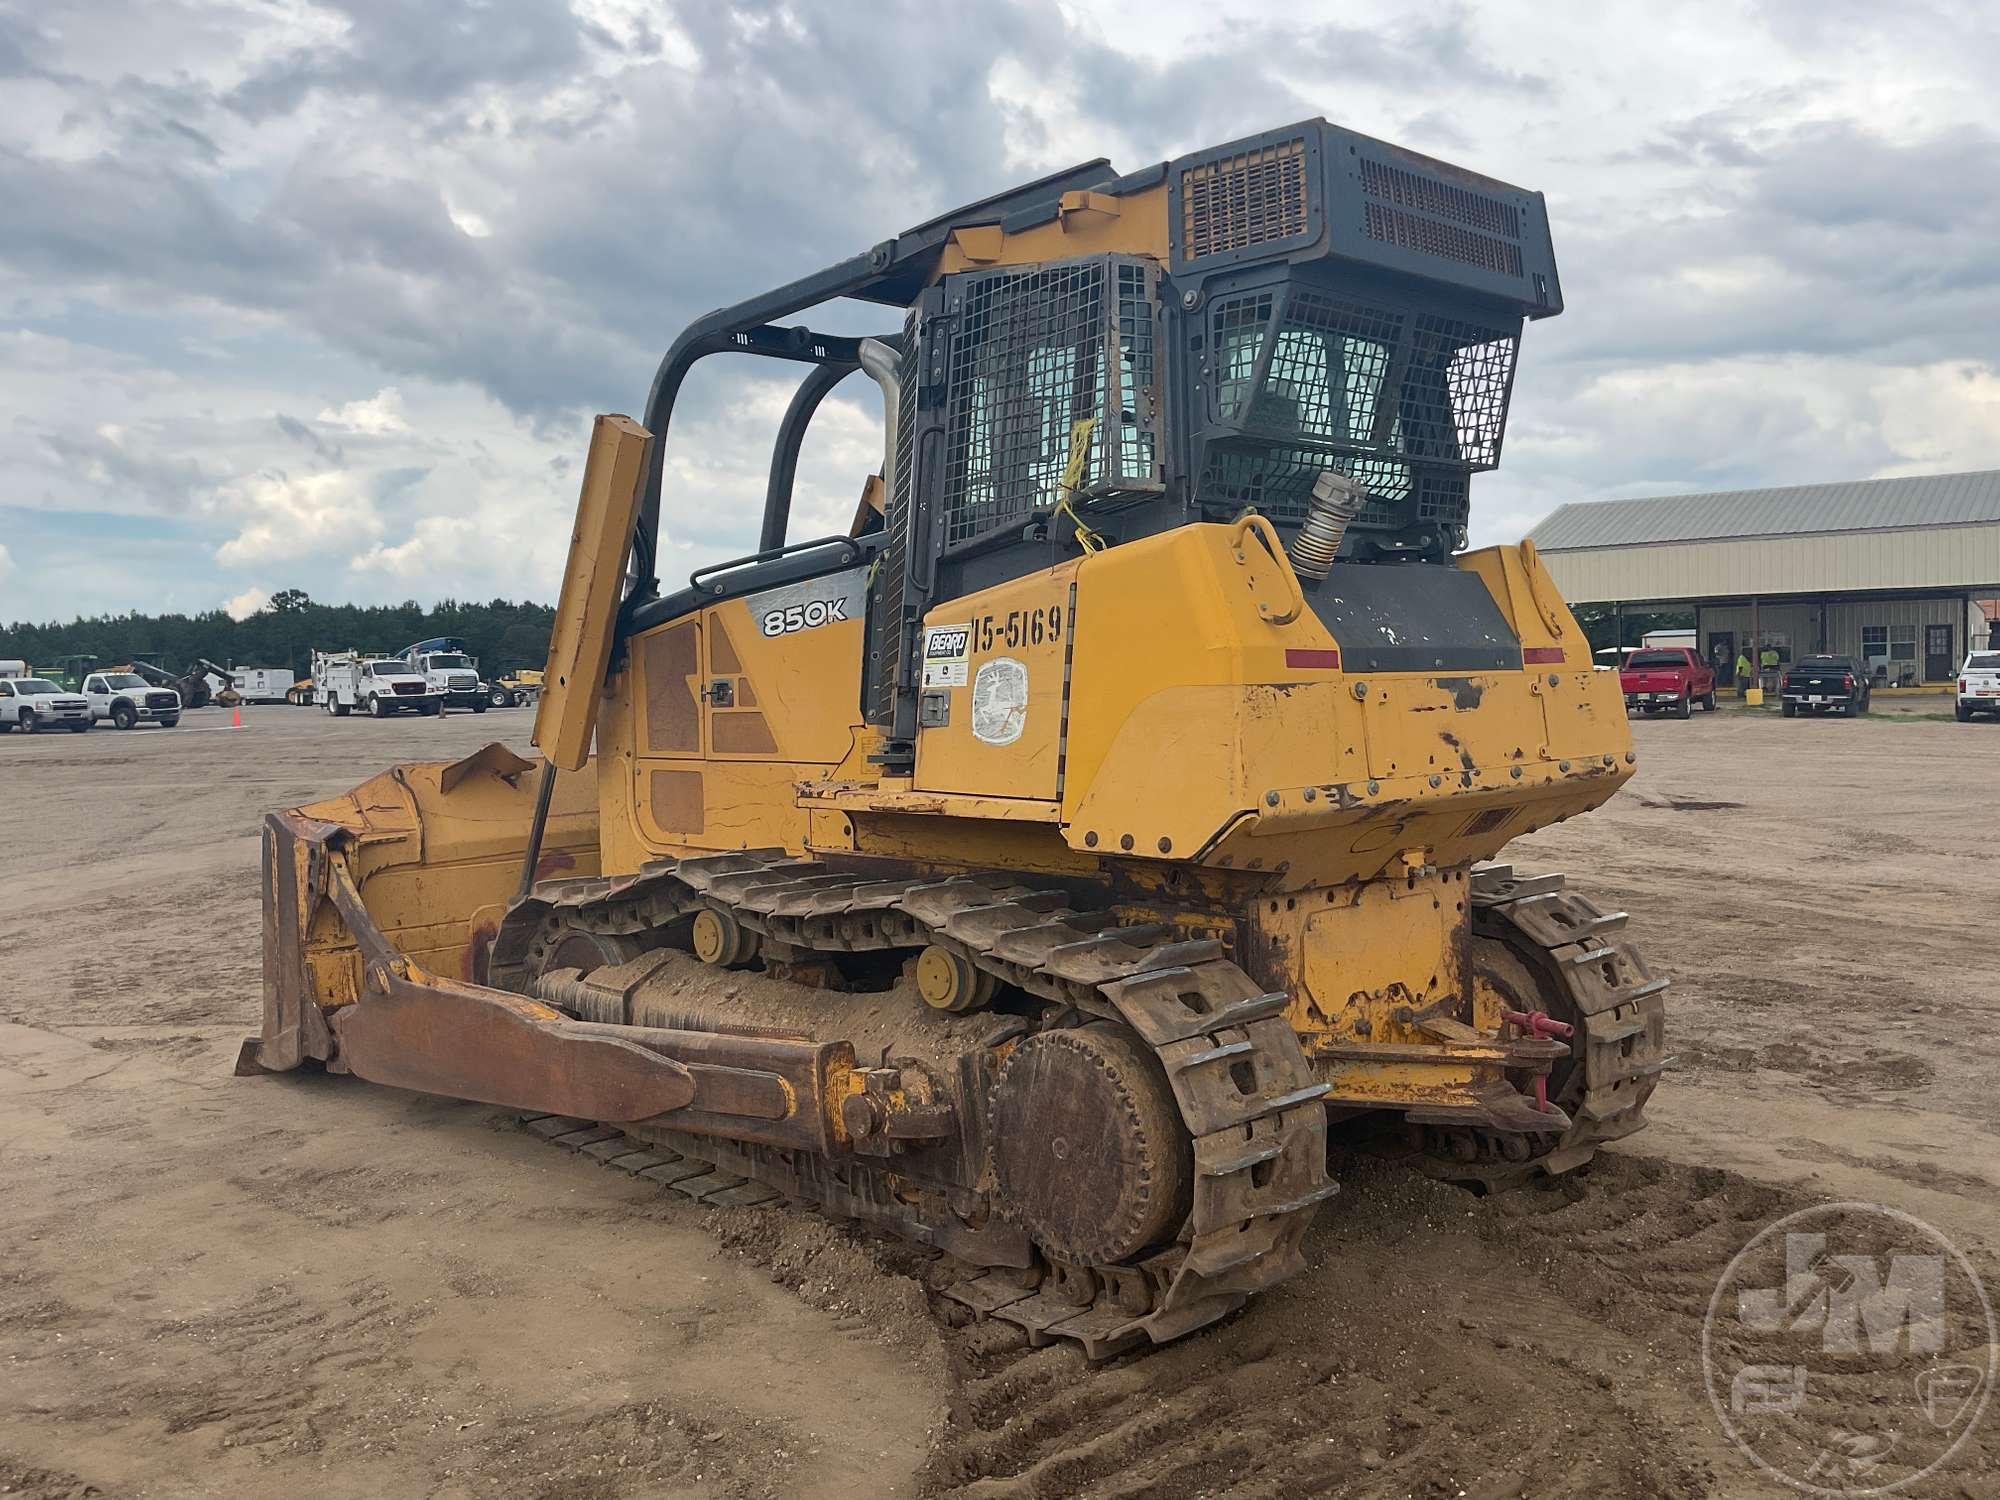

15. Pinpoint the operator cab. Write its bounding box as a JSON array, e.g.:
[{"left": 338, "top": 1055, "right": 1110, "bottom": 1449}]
[{"left": 619, "top": 118, "right": 1562, "bottom": 755}]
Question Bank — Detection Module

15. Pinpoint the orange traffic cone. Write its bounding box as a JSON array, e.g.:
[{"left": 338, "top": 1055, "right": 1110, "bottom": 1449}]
[{"left": 232, "top": 704, "right": 242, "bottom": 728}]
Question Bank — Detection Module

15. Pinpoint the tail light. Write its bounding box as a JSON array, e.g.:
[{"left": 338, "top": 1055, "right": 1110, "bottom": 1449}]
[
  {"left": 1843, "top": 674, "right": 1855, "bottom": 691},
  {"left": 1961, "top": 678, "right": 1968, "bottom": 694}
]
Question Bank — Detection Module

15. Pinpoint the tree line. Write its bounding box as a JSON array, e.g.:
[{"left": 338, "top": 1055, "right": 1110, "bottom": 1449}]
[{"left": 0, "top": 589, "right": 556, "bottom": 678}]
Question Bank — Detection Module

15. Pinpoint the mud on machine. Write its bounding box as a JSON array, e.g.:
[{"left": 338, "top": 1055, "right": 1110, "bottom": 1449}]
[{"left": 241, "top": 118, "right": 1667, "bottom": 1357}]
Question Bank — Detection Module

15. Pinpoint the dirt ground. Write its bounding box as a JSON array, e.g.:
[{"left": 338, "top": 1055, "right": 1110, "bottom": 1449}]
[{"left": 2, "top": 701, "right": 1996, "bottom": 1498}]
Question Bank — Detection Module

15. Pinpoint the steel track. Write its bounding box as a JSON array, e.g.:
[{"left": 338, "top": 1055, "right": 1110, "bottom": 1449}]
[
  {"left": 1408, "top": 864, "right": 1670, "bottom": 1191},
  {"left": 491, "top": 855, "right": 1664, "bottom": 1356},
  {"left": 491, "top": 851, "right": 1337, "bottom": 1357}
]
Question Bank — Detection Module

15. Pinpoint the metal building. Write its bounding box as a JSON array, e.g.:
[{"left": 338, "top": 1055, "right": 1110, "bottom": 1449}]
[{"left": 1528, "top": 469, "right": 2000, "bottom": 691}]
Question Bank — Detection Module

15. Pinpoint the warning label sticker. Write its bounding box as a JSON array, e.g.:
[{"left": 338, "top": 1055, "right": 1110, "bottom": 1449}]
[
  {"left": 971, "top": 657, "right": 1029, "bottom": 745},
  {"left": 922, "top": 623, "right": 971, "bottom": 689}
]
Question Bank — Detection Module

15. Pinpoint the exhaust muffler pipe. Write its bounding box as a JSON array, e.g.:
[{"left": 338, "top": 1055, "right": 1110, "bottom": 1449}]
[
  {"left": 1287, "top": 469, "right": 1370, "bottom": 581},
  {"left": 858, "top": 337, "right": 902, "bottom": 507}
]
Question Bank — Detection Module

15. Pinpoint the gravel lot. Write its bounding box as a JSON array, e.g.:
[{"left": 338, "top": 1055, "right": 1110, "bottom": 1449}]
[{"left": 1, "top": 699, "right": 1994, "bottom": 1497}]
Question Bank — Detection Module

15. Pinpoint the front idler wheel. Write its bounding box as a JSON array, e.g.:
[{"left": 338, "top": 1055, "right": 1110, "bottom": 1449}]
[{"left": 691, "top": 905, "right": 759, "bottom": 968}]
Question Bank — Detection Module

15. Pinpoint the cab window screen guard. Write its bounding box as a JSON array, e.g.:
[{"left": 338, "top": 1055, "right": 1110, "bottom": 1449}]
[
  {"left": 1194, "top": 273, "right": 1519, "bottom": 547},
  {"left": 937, "top": 254, "right": 1164, "bottom": 556}
]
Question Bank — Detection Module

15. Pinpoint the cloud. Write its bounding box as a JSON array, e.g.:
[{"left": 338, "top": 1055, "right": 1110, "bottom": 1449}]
[
  {"left": 275, "top": 412, "right": 343, "bottom": 462},
  {"left": 317, "top": 387, "right": 410, "bottom": 435},
  {"left": 215, "top": 469, "right": 383, "bottom": 566},
  {"left": 349, "top": 515, "right": 476, "bottom": 580},
  {"left": 1, "top": 0, "right": 1998, "bottom": 626},
  {"left": 443, "top": 195, "right": 492, "bottom": 239},
  {"left": 0, "top": 543, "right": 13, "bottom": 582},
  {"left": 224, "top": 0, "right": 596, "bottom": 119},
  {"left": 224, "top": 585, "right": 270, "bottom": 620},
  {"left": 34, "top": 422, "right": 225, "bottom": 515}
]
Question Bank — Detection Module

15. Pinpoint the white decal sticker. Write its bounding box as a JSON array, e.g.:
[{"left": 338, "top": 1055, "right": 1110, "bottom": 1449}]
[
  {"left": 971, "top": 657, "right": 1028, "bottom": 745},
  {"left": 923, "top": 622, "right": 971, "bottom": 689},
  {"left": 745, "top": 566, "right": 868, "bottom": 639},
  {"left": 760, "top": 596, "right": 849, "bottom": 636}
]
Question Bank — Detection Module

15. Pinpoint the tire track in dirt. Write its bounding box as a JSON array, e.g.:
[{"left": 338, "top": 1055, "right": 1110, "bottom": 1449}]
[{"left": 757, "top": 1151, "right": 1993, "bottom": 1500}]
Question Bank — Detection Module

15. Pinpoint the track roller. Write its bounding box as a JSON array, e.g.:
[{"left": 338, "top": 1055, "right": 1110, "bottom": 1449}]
[
  {"left": 691, "top": 905, "right": 760, "bottom": 968},
  {"left": 916, "top": 944, "right": 997, "bottom": 1012}
]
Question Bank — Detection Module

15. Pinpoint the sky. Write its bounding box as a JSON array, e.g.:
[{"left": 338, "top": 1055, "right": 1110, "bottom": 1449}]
[{"left": 2, "top": 0, "right": 1998, "bottom": 624}]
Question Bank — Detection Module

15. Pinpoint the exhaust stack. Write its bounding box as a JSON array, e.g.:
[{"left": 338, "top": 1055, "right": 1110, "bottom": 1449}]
[{"left": 1287, "top": 470, "right": 1370, "bottom": 581}]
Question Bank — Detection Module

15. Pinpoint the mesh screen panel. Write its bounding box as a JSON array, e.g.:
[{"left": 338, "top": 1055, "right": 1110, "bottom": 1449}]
[
  {"left": 940, "top": 257, "right": 1161, "bottom": 551},
  {"left": 1407, "top": 314, "right": 1516, "bottom": 466},
  {"left": 1212, "top": 290, "right": 1275, "bottom": 424},
  {"left": 1180, "top": 137, "right": 1309, "bottom": 260},
  {"left": 1197, "top": 448, "right": 1469, "bottom": 537},
  {"left": 942, "top": 261, "right": 1105, "bottom": 549},
  {"left": 1201, "top": 283, "right": 1507, "bottom": 540},
  {"left": 1217, "top": 288, "right": 1406, "bottom": 447},
  {"left": 1113, "top": 262, "right": 1159, "bottom": 481}
]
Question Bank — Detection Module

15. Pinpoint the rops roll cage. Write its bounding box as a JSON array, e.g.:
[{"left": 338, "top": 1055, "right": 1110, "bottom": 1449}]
[{"left": 616, "top": 156, "right": 1135, "bottom": 636}]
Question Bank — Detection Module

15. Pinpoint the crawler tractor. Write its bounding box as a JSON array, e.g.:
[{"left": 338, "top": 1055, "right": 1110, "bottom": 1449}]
[{"left": 241, "top": 120, "right": 1667, "bottom": 1355}]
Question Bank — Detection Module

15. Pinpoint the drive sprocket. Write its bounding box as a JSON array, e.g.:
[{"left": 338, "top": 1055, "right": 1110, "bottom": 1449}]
[{"left": 987, "top": 1025, "right": 1192, "bottom": 1266}]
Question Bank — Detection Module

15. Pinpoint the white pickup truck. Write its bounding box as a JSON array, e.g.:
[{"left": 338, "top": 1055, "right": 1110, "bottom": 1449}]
[
  {"left": 1957, "top": 650, "right": 2000, "bottom": 722},
  {"left": 0, "top": 676, "right": 94, "bottom": 733},
  {"left": 81, "top": 671, "right": 181, "bottom": 729}
]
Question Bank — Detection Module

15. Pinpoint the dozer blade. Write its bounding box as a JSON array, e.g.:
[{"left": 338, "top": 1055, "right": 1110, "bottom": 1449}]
[
  {"left": 308, "top": 855, "right": 698, "bottom": 1120},
  {"left": 237, "top": 745, "right": 848, "bottom": 1145}
]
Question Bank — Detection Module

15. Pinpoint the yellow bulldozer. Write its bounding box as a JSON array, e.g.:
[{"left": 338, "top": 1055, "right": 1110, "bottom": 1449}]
[{"left": 240, "top": 119, "right": 1666, "bottom": 1356}]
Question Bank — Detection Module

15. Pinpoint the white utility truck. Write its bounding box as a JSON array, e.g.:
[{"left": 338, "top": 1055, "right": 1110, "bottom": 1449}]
[
  {"left": 312, "top": 651, "right": 441, "bottom": 718},
  {"left": 393, "top": 637, "right": 488, "bottom": 714}
]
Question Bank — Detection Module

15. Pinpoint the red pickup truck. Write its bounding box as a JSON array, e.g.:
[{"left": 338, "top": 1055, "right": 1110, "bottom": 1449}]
[{"left": 1619, "top": 647, "right": 1717, "bottom": 718}]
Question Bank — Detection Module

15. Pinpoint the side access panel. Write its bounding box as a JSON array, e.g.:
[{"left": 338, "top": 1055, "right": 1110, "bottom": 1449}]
[{"left": 914, "top": 563, "right": 1078, "bottom": 802}]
